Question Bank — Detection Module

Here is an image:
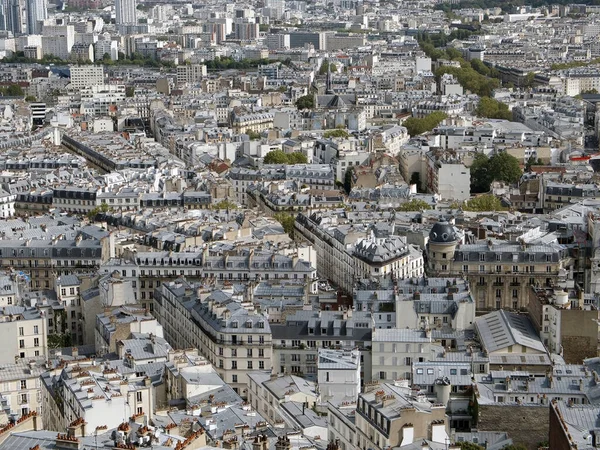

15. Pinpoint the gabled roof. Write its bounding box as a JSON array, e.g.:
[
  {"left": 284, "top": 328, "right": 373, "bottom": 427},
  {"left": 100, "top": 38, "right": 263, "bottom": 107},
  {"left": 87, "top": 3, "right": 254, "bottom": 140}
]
[{"left": 474, "top": 310, "right": 546, "bottom": 354}]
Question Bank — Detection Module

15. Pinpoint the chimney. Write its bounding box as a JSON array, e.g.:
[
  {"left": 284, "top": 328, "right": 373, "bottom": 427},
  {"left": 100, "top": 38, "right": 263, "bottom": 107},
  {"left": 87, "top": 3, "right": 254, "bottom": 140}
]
[
  {"left": 506, "top": 376, "right": 511, "bottom": 391},
  {"left": 275, "top": 436, "right": 291, "bottom": 450}
]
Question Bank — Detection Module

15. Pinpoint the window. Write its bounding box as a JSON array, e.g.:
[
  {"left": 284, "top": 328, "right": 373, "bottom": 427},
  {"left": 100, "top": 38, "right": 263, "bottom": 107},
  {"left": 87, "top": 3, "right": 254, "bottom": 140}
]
[
  {"left": 479, "top": 254, "right": 485, "bottom": 262},
  {"left": 379, "top": 371, "right": 386, "bottom": 380},
  {"left": 136, "top": 392, "right": 142, "bottom": 402},
  {"left": 248, "top": 361, "right": 253, "bottom": 369},
  {"left": 427, "top": 368, "right": 434, "bottom": 375},
  {"left": 18, "top": 327, "right": 23, "bottom": 336},
  {"left": 34, "top": 338, "right": 39, "bottom": 347},
  {"left": 416, "top": 368, "right": 423, "bottom": 374},
  {"left": 19, "top": 339, "right": 24, "bottom": 349},
  {"left": 137, "top": 407, "right": 143, "bottom": 415},
  {"left": 259, "top": 361, "right": 264, "bottom": 369},
  {"left": 33, "top": 326, "right": 38, "bottom": 334},
  {"left": 231, "top": 361, "right": 237, "bottom": 369},
  {"left": 450, "top": 369, "right": 457, "bottom": 375},
  {"left": 259, "top": 349, "right": 264, "bottom": 357},
  {"left": 479, "top": 265, "right": 485, "bottom": 273},
  {"left": 496, "top": 289, "right": 501, "bottom": 298},
  {"left": 20, "top": 380, "right": 26, "bottom": 389}
]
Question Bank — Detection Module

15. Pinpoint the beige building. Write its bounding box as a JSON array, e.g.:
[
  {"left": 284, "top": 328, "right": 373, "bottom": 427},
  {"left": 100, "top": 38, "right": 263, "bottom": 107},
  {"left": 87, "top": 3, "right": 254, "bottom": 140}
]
[
  {"left": 427, "top": 220, "right": 570, "bottom": 311},
  {"left": 355, "top": 382, "right": 449, "bottom": 450},
  {"left": 154, "top": 279, "right": 273, "bottom": 397},
  {"left": 0, "top": 360, "right": 46, "bottom": 419},
  {"left": 0, "top": 306, "right": 48, "bottom": 364},
  {"left": 247, "top": 373, "right": 318, "bottom": 424}
]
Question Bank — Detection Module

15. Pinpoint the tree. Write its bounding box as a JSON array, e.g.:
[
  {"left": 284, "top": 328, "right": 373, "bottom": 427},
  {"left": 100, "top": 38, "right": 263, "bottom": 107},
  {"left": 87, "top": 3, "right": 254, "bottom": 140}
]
[
  {"left": 245, "top": 129, "right": 261, "bottom": 140},
  {"left": 463, "top": 194, "right": 506, "bottom": 211},
  {"left": 125, "top": 86, "right": 135, "bottom": 97},
  {"left": 403, "top": 112, "right": 447, "bottom": 136},
  {"left": 25, "top": 95, "right": 36, "bottom": 102},
  {"left": 296, "top": 94, "right": 314, "bottom": 110},
  {"left": 523, "top": 71, "right": 536, "bottom": 88},
  {"left": 470, "top": 152, "right": 522, "bottom": 193},
  {"left": 324, "top": 129, "right": 350, "bottom": 139},
  {"left": 475, "top": 97, "right": 512, "bottom": 120},
  {"left": 273, "top": 212, "right": 296, "bottom": 237},
  {"left": 264, "top": 150, "right": 308, "bottom": 164},
  {"left": 525, "top": 155, "right": 543, "bottom": 172},
  {"left": 397, "top": 199, "right": 432, "bottom": 211},
  {"left": 319, "top": 59, "right": 336, "bottom": 74},
  {"left": 469, "top": 153, "right": 491, "bottom": 193},
  {"left": 488, "top": 152, "right": 522, "bottom": 185},
  {"left": 213, "top": 199, "right": 238, "bottom": 210}
]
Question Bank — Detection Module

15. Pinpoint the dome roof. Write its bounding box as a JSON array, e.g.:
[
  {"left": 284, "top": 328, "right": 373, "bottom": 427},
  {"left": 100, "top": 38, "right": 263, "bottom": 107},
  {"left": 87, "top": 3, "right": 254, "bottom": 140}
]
[{"left": 429, "top": 220, "right": 458, "bottom": 244}]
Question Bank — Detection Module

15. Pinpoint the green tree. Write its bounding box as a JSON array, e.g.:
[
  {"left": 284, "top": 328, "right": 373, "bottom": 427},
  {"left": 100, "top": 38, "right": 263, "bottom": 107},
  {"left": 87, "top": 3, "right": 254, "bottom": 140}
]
[
  {"left": 397, "top": 199, "right": 432, "bottom": 211},
  {"left": 273, "top": 212, "right": 296, "bottom": 237},
  {"left": 525, "top": 155, "right": 543, "bottom": 172},
  {"left": 470, "top": 152, "right": 522, "bottom": 193},
  {"left": 214, "top": 200, "right": 238, "bottom": 210},
  {"left": 445, "top": 47, "right": 462, "bottom": 60},
  {"left": 523, "top": 71, "right": 536, "bottom": 88},
  {"left": 475, "top": 97, "right": 512, "bottom": 120},
  {"left": 319, "top": 59, "right": 336, "bottom": 74},
  {"left": 403, "top": 112, "right": 447, "bottom": 136},
  {"left": 264, "top": 150, "right": 307, "bottom": 164},
  {"left": 463, "top": 194, "right": 506, "bottom": 211},
  {"left": 125, "top": 86, "right": 135, "bottom": 97},
  {"left": 343, "top": 167, "right": 354, "bottom": 194},
  {"left": 470, "top": 153, "right": 492, "bottom": 193},
  {"left": 25, "top": 95, "right": 36, "bottom": 102},
  {"left": 245, "top": 129, "right": 261, "bottom": 140},
  {"left": 488, "top": 152, "right": 522, "bottom": 184},
  {"left": 324, "top": 129, "right": 350, "bottom": 139},
  {"left": 296, "top": 94, "right": 314, "bottom": 110}
]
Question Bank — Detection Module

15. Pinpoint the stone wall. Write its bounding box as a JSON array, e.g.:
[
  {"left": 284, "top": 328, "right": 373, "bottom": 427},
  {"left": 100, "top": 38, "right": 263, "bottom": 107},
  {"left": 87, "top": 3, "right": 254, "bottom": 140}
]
[{"left": 478, "top": 404, "right": 548, "bottom": 450}]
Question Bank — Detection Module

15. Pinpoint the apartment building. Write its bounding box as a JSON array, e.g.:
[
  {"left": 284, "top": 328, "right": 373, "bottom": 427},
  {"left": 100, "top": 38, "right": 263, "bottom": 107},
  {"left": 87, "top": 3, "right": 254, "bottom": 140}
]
[
  {"left": 176, "top": 64, "right": 207, "bottom": 85},
  {"left": 370, "top": 328, "right": 440, "bottom": 383},
  {"left": 125, "top": 248, "right": 317, "bottom": 310},
  {"left": 0, "top": 360, "right": 46, "bottom": 420},
  {"left": 318, "top": 348, "right": 361, "bottom": 406},
  {"left": 427, "top": 219, "right": 570, "bottom": 311},
  {"left": 247, "top": 372, "right": 318, "bottom": 424},
  {"left": 355, "top": 382, "right": 449, "bottom": 450},
  {"left": 271, "top": 310, "right": 372, "bottom": 381},
  {"left": 41, "top": 359, "right": 156, "bottom": 434},
  {"left": 154, "top": 279, "right": 273, "bottom": 396},
  {"left": 0, "top": 306, "right": 48, "bottom": 364},
  {"left": 527, "top": 286, "right": 598, "bottom": 363},
  {"left": 0, "top": 233, "right": 108, "bottom": 290},
  {"left": 296, "top": 214, "right": 424, "bottom": 294}
]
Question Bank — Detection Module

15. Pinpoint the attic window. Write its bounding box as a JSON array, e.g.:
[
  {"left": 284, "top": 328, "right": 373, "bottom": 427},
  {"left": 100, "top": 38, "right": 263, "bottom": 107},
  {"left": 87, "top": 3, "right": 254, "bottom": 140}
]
[{"left": 231, "top": 321, "right": 238, "bottom": 328}]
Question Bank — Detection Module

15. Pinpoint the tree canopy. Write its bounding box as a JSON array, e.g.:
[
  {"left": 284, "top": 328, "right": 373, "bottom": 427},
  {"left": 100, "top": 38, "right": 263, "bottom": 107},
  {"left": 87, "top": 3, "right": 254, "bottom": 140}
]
[
  {"left": 470, "top": 152, "right": 522, "bottom": 193},
  {"left": 296, "top": 94, "right": 315, "bottom": 110},
  {"left": 397, "top": 199, "right": 432, "bottom": 211},
  {"left": 463, "top": 194, "right": 507, "bottom": 211},
  {"left": 273, "top": 212, "right": 296, "bottom": 236},
  {"left": 403, "top": 112, "right": 447, "bottom": 136},
  {"left": 213, "top": 199, "right": 238, "bottom": 210},
  {"left": 475, "top": 97, "right": 512, "bottom": 120},
  {"left": 324, "top": 129, "right": 350, "bottom": 139},
  {"left": 264, "top": 150, "right": 308, "bottom": 164}
]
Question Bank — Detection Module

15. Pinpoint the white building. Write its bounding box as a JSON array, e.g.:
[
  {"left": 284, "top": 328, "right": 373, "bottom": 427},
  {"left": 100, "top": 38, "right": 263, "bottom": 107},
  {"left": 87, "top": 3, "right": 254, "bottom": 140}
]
[
  {"left": 317, "top": 348, "right": 360, "bottom": 406},
  {"left": 70, "top": 66, "right": 105, "bottom": 90},
  {"left": 41, "top": 25, "right": 74, "bottom": 60},
  {"left": 115, "top": 0, "right": 137, "bottom": 25},
  {"left": 0, "top": 306, "right": 48, "bottom": 365}
]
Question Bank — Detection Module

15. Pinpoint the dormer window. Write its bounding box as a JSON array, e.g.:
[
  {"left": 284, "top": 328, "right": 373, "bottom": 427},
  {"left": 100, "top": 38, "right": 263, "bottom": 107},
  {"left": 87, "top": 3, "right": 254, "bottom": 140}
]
[{"left": 231, "top": 321, "right": 238, "bottom": 328}]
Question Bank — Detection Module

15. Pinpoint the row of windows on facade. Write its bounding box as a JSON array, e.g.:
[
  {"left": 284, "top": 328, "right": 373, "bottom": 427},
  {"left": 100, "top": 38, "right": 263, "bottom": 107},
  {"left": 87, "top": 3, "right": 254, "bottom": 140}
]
[
  {"left": 19, "top": 337, "right": 41, "bottom": 348},
  {"left": 218, "top": 360, "right": 266, "bottom": 370},
  {"left": 218, "top": 348, "right": 265, "bottom": 357}
]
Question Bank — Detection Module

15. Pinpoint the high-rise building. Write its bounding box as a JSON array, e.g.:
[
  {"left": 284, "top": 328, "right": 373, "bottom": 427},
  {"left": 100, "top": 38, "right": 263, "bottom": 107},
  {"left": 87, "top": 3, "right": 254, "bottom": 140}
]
[
  {"left": 2, "top": 0, "right": 26, "bottom": 35},
  {"left": 115, "top": 0, "right": 136, "bottom": 25},
  {"left": 26, "top": 0, "right": 47, "bottom": 34}
]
